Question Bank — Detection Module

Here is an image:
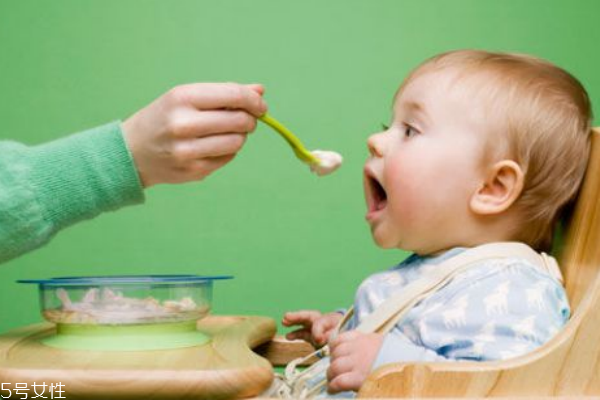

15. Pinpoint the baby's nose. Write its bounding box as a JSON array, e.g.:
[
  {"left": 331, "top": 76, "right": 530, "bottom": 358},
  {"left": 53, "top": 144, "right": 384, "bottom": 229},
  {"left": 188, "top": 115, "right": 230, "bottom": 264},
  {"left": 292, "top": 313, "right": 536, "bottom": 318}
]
[{"left": 367, "top": 134, "right": 385, "bottom": 157}]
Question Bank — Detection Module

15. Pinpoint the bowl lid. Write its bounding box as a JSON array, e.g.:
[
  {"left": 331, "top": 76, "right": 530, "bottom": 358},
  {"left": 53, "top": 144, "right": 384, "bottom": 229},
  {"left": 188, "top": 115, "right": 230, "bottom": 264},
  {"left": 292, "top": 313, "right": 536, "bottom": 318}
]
[{"left": 17, "top": 275, "right": 233, "bottom": 285}]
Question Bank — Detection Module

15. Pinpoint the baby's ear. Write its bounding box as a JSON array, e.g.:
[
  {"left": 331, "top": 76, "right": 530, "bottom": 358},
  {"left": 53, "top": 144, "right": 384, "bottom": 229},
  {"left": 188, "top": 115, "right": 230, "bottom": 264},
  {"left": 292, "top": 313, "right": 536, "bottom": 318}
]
[{"left": 470, "top": 160, "right": 524, "bottom": 215}]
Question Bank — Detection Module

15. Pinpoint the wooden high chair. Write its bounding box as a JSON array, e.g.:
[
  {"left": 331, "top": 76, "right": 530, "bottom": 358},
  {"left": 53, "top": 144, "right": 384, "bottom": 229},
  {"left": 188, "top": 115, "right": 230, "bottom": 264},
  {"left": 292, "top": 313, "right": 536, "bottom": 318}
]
[{"left": 259, "top": 128, "right": 600, "bottom": 398}]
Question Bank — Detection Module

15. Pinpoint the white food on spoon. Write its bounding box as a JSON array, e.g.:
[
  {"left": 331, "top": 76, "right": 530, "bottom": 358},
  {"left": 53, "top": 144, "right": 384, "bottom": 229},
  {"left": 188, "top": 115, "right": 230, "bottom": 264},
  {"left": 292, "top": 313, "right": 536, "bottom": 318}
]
[{"left": 309, "top": 150, "right": 343, "bottom": 176}]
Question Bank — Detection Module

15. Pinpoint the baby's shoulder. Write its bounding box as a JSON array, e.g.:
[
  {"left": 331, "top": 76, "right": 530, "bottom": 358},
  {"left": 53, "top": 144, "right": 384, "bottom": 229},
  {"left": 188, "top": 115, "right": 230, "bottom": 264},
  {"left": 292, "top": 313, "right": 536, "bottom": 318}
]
[
  {"left": 432, "top": 256, "right": 568, "bottom": 306},
  {"left": 453, "top": 256, "right": 560, "bottom": 284}
]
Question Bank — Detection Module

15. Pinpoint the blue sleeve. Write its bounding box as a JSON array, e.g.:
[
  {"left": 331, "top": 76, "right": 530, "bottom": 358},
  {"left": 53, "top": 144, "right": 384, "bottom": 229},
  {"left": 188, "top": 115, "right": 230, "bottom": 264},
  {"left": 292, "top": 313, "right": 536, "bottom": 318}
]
[
  {"left": 373, "top": 331, "right": 446, "bottom": 368},
  {"left": 372, "top": 261, "right": 569, "bottom": 369}
]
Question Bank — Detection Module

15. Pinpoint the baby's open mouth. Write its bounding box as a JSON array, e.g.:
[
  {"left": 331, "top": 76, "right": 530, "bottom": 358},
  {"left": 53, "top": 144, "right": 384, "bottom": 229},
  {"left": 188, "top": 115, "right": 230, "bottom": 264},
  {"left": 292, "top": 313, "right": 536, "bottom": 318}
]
[{"left": 365, "top": 171, "right": 388, "bottom": 213}]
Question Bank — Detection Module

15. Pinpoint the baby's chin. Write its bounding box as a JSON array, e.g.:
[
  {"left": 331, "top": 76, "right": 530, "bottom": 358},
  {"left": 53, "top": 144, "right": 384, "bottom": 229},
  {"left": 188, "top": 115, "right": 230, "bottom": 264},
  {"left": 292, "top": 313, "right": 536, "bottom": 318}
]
[
  {"left": 370, "top": 225, "right": 423, "bottom": 252},
  {"left": 369, "top": 226, "right": 400, "bottom": 249}
]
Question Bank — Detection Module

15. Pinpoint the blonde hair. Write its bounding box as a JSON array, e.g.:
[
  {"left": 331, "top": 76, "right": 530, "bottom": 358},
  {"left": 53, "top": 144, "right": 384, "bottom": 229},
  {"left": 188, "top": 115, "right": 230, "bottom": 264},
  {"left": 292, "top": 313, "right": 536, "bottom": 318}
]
[{"left": 404, "top": 50, "right": 592, "bottom": 252}]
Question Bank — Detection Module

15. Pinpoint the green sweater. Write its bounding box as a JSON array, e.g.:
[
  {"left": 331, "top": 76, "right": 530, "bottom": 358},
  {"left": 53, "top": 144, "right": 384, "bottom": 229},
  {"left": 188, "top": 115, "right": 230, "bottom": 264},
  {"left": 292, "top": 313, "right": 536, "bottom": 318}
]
[{"left": 0, "top": 122, "right": 145, "bottom": 263}]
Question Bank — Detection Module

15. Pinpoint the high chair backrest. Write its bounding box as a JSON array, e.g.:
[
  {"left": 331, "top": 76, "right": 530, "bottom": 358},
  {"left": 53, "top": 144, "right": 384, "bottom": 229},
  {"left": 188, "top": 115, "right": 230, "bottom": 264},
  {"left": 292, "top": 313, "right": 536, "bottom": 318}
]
[
  {"left": 358, "top": 128, "right": 600, "bottom": 398},
  {"left": 559, "top": 129, "right": 600, "bottom": 310}
]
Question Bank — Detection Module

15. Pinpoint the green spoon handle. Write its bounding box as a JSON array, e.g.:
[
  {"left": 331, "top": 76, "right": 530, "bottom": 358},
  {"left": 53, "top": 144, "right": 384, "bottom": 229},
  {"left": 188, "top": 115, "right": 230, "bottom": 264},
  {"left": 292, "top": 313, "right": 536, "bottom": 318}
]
[{"left": 259, "top": 113, "right": 319, "bottom": 164}]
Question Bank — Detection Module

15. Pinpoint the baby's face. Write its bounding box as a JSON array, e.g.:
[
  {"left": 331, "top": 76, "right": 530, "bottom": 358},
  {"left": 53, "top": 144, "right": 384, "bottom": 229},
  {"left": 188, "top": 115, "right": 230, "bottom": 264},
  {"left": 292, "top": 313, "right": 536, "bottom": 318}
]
[{"left": 363, "top": 69, "right": 489, "bottom": 254}]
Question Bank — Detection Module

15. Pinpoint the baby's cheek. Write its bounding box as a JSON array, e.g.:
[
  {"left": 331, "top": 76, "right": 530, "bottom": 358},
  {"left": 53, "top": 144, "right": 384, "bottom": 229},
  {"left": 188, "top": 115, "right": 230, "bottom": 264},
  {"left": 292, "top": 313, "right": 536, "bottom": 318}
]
[{"left": 386, "top": 180, "right": 420, "bottom": 223}]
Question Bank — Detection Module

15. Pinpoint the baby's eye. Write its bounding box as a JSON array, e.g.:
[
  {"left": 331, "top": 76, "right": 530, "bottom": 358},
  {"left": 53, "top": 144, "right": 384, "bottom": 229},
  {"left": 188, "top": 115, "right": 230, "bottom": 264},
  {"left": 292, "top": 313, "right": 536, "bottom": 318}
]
[{"left": 403, "top": 124, "right": 418, "bottom": 138}]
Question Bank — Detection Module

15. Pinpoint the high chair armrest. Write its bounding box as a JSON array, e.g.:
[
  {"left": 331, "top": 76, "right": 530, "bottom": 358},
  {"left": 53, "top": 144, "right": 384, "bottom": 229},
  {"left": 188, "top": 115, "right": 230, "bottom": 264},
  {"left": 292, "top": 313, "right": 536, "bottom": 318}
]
[{"left": 254, "top": 335, "right": 318, "bottom": 366}]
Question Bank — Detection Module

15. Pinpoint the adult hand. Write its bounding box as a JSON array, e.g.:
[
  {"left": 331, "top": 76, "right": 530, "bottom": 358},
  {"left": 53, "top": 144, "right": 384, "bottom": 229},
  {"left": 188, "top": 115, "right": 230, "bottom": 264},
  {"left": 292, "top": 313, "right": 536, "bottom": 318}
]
[{"left": 122, "top": 82, "right": 267, "bottom": 187}]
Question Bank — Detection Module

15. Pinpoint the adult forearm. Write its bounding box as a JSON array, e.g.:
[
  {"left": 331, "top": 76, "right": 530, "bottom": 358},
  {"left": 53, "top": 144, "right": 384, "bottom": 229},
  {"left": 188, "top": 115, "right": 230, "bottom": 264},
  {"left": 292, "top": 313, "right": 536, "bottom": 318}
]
[{"left": 0, "top": 122, "right": 144, "bottom": 263}]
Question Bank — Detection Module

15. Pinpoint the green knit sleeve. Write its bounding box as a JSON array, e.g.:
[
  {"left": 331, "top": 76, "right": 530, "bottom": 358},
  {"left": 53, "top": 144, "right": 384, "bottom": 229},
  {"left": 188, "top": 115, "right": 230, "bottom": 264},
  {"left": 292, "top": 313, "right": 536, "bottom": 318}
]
[{"left": 0, "top": 121, "right": 145, "bottom": 263}]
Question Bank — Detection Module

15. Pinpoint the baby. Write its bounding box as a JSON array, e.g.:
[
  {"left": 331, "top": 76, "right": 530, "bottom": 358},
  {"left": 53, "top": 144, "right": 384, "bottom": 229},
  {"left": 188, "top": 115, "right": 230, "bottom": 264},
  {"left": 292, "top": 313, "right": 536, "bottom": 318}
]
[{"left": 282, "top": 50, "right": 592, "bottom": 397}]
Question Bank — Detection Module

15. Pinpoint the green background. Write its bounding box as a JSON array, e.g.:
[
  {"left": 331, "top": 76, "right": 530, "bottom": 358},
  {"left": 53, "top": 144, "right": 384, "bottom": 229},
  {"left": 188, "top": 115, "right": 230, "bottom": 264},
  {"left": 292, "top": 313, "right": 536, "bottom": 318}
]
[{"left": 0, "top": 0, "right": 599, "bottom": 335}]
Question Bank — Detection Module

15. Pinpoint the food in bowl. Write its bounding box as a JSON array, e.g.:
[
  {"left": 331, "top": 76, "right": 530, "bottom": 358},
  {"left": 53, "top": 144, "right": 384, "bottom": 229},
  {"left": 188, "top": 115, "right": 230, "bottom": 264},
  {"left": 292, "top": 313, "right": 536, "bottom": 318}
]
[{"left": 18, "top": 275, "right": 232, "bottom": 325}]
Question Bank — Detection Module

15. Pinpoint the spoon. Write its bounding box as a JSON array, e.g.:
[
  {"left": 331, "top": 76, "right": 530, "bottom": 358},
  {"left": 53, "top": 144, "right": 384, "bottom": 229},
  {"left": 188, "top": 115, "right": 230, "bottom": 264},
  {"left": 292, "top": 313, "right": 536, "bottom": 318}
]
[
  {"left": 258, "top": 113, "right": 319, "bottom": 164},
  {"left": 258, "top": 113, "right": 342, "bottom": 176}
]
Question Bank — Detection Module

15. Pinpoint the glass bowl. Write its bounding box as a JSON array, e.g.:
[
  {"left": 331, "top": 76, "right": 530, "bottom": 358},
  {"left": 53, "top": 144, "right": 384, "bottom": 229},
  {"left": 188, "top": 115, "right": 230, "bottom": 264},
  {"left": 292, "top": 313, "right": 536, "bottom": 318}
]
[{"left": 18, "top": 275, "right": 232, "bottom": 326}]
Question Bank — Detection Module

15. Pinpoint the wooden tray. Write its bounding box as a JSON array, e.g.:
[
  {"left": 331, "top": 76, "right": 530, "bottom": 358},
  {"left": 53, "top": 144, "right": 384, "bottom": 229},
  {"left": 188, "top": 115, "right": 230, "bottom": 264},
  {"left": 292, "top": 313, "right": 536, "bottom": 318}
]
[{"left": 0, "top": 315, "right": 276, "bottom": 399}]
